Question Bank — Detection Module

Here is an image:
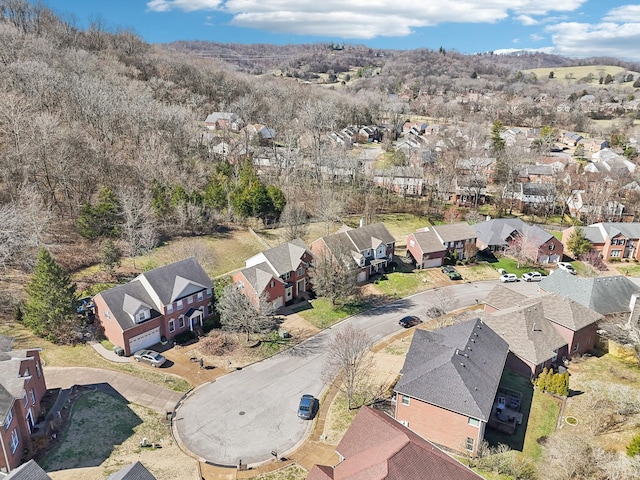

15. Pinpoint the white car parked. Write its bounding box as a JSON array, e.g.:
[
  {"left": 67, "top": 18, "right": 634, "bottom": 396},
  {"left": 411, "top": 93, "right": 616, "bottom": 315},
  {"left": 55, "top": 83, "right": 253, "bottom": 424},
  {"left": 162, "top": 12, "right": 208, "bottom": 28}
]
[
  {"left": 521, "top": 271, "right": 544, "bottom": 282},
  {"left": 499, "top": 273, "right": 518, "bottom": 283},
  {"left": 557, "top": 262, "right": 577, "bottom": 275}
]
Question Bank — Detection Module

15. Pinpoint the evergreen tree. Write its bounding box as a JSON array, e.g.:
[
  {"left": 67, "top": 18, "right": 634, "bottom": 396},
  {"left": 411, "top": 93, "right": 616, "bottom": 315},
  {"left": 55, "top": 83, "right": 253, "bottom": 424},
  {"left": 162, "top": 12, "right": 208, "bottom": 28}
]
[
  {"left": 23, "top": 248, "right": 78, "bottom": 343},
  {"left": 567, "top": 227, "right": 592, "bottom": 256},
  {"left": 99, "top": 238, "right": 121, "bottom": 275},
  {"left": 627, "top": 433, "right": 640, "bottom": 457},
  {"left": 490, "top": 120, "right": 506, "bottom": 154},
  {"left": 76, "top": 187, "right": 123, "bottom": 239},
  {"left": 535, "top": 368, "right": 549, "bottom": 392}
]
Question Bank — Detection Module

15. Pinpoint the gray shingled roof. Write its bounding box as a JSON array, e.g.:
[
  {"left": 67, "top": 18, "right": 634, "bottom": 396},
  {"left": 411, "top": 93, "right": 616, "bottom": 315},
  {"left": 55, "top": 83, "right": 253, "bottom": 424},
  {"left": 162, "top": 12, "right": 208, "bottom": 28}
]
[
  {"left": 519, "top": 293, "right": 603, "bottom": 331},
  {"left": 96, "top": 258, "right": 213, "bottom": 332},
  {"left": 472, "top": 218, "right": 553, "bottom": 249},
  {"left": 484, "top": 303, "right": 568, "bottom": 365},
  {"left": 410, "top": 230, "right": 446, "bottom": 255},
  {"left": 539, "top": 270, "right": 640, "bottom": 315},
  {"left": 105, "top": 461, "right": 157, "bottom": 480},
  {"left": 344, "top": 223, "right": 395, "bottom": 251},
  {"left": 579, "top": 226, "right": 605, "bottom": 243},
  {"left": 253, "top": 239, "right": 309, "bottom": 277},
  {"left": 3, "top": 460, "right": 52, "bottom": 480},
  {"left": 395, "top": 319, "right": 508, "bottom": 421},
  {"left": 484, "top": 285, "right": 529, "bottom": 310},
  {"left": 431, "top": 222, "right": 477, "bottom": 243},
  {"left": 593, "top": 222, "right": 640, "bottom": 241},
  {"left": 238, "top": 262, "right": 283, "bottom": 296}
]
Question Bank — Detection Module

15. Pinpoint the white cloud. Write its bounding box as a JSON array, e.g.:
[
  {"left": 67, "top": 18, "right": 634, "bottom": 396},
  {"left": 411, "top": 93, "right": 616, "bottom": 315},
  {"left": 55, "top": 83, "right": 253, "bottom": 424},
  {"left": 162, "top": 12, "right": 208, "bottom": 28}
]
[
  {"left": 145, "top": 0, "right": 586, "bottom": 38},
  {"left": 512, "top": 38, "right": 520, "bottom": 44},
  {"left": 544, "top": 21, "right": 640, "bottom": 60},
  {"left": 529, "top": 33, "right": 543, "bottom": 42},
  {"left": 604, "top": 5, "right": 640, "bottom": 22}
]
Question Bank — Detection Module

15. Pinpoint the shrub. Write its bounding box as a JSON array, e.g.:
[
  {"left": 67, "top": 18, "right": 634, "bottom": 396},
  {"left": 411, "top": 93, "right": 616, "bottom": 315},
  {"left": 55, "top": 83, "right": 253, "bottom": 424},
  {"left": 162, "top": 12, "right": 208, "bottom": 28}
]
[
  {"left": 199, "top": 331, "right": 236, "bottom": 356},
  {"left": 627, "top": 433, "right": 640, "bottom": 457},
  {"left": 173, "top": 330, "right": 196, "bottom": 345}
]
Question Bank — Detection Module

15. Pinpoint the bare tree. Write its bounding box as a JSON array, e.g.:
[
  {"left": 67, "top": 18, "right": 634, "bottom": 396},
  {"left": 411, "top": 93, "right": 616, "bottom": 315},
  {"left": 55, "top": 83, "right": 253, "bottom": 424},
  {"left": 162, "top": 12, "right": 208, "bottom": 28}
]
[
  {"left": 506, "top": 231, "right": 539, "bottom": 268},
  {"left": 280, "top": 203, "right": 308, "bottom": 242},
  {"left": 216, "top": 283, "right": 277, "bottom": 341},
  {"left": 308, "top": 243, "right": 356, "bottom": 306},
  {"left": 322, "top": 324, "right": 375, "bottom": 409}
]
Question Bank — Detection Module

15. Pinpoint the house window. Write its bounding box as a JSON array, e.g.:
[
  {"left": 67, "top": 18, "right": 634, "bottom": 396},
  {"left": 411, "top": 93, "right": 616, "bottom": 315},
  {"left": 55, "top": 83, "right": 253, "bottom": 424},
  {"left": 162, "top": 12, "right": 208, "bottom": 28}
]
[
  {"left": 137, "top": 311, "right": 146, "bottom": 323},
  {"left": 23, "top": 393, "right": 28, "bottom": 407},
  {"left": 573, "top": 343, "right": 579, "bottom": 353},
  {"left": 401, "top": 395, "right": 410, "bottom": 406},
  {"left": 197, "top": 292, "right": 204, "bottom": 301},
  {"left": 297, "top": 267, "right": 304, "bottom": 276},
  {"left": 9, "top": 428, "right": 19, "bottom": 454},
  {"left": 30, "top": 389, "right": 36, "bottom": 406},
  {"left": 468, "top": 417, "right": 480, "bottom": 428},
  {"left": 4, "top": 409, "right": 13, "bottom": 430},
  {"left": 178, "top": 316, "right": 185, "bottom": 329},
  {"left": 549, "top": 244, "right": 555, "bottom": 251},
  {"left": 168, "top": 319, "right": 175, "bottom": 332},
  {"left": 187, "top": 295, "right": 194, "bottom": 304},
  {"left": 36, "top": 362, "right": 41, "bottom": 378},
  {"left": 611, "top": 250, "right": 621, "bottom": 258},
  {"left": 269, "top": 280, "right": 275, "bottom": 288},
  {"left": 167, "top": 304, "right": 174, "bottom": 314},
  {"left": 177, "top": 300, "right": 184, "bottom": 310},
  {"left": 465, "top": 437, "right": 475, "bottom": 452},
  {"left": 206, "top": 289, "right": 212, "bottom": 297},
  {"left": 282, "top": 272, "right": 291, "bottom": 281},
  {"left": 551, "top": 349, "right": 558, "bottom": 362}
]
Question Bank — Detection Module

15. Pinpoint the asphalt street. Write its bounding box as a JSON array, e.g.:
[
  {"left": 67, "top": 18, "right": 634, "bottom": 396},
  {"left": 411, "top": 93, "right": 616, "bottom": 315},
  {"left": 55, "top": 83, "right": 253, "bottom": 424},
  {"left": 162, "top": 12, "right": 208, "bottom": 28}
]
[{"left": 173, "top": 279, "right": 537, "bottom": 466}]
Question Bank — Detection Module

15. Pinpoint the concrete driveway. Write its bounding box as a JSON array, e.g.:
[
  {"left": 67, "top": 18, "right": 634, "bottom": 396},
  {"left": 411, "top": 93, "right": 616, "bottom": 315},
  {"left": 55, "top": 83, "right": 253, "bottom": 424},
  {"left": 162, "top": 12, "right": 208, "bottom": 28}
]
[{"left": 174, "top": 280, "right": 501, "bottom": 467}]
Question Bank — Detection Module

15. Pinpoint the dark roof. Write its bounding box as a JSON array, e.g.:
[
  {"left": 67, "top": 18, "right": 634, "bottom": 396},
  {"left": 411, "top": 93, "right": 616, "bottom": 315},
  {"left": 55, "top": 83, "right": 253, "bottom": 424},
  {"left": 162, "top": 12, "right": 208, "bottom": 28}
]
[
  {"left": 96, "top": 258, "right": 213, "bottom": 332},
  {"left": 471, "top": 218, "right": 553, "bottom": 249},
  {"left": 105, "top": 461, "right": 157, "bottom": 480},
  {"left": 484, "top": 303, "right": 568, "bottom": 365},
  {"left": 410, "top": 230, "right": 446, "bottom": 255},
  {"left": 431, "top": 222, "right": 477, "bottom": 243},
  {"left": 3, "top": 460, "right": 51, "bottom": 480},
  {"left": 395, "top": 319, "right": 508, "bottom": 421},
  {"left": 344, "top": 223, "right": 396, "bottom": 251},
  {"left": 308, "top": 407, "right": 483, "bottom": 480},
  {"left": 539, "top": 271, "right": 640, "bottom": 315}
]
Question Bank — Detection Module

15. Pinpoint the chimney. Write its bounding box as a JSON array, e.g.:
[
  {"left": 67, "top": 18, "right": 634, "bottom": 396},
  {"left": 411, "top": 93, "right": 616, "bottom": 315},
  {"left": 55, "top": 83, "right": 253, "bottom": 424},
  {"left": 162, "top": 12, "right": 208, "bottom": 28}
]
[{"left": 359, "top": 217, "right": 365, "bottom": 228}]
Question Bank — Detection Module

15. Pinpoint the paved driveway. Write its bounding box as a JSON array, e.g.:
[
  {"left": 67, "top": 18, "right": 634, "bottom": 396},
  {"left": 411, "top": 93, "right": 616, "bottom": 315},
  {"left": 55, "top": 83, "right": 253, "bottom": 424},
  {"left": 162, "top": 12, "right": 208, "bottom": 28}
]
[{"left": 174, "top": 280, "right": 501, "bottom": 466}]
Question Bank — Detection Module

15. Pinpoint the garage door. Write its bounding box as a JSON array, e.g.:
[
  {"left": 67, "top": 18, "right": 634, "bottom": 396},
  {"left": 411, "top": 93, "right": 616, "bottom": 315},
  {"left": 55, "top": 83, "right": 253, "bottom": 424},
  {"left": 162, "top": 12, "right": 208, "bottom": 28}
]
[
  {"left": 272, "top": 297, "right": 283, "bottom": 309},
  {"left": 128, "top": 327, "right": 161, "bottom": 353},
  {"left": 422, "top": 258, "right": 441, "bottom": 269},
  {"left": 356, "top": 271, "right": 367, "bottom": 283}
]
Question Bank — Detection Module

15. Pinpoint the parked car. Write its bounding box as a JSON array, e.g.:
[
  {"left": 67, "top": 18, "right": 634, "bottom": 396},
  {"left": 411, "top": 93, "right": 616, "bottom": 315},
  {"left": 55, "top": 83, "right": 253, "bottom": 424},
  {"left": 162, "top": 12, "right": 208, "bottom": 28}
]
[
  {"left": 447, "top": 271, "right": 463, "bottom": 280},
  {"left": 399, "top": 315, "right": 422, "bottom": 328},
  {"left": 441, "top": 265, "right": 457, "bottom": 274},
  {"left": 557, "top": 262, "right": 577, "bottom": 275},
  {"left": 133, "top": 349, "right": 166, "bottom": 367},
  {"left": 499, "top": 273, "right": 518, "bottom": 283},
  {"left": 521, "top": 271, "right": 544, "bottom": 282},
  {"left": 298, "top": 394, "right": 318, "bottom": 420}
]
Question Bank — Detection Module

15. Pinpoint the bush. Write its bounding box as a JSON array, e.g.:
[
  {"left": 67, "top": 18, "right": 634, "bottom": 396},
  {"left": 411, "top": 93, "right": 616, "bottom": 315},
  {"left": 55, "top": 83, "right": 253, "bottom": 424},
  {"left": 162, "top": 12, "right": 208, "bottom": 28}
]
[
  {"left": 627, "top": 433, "right": 640, "bottom": 457},
  {"left": 173, "top": 330, "right": 196, "bottom": 345},
  {"left": 199, "top": 331, "right": 236, "bottom": 356}
]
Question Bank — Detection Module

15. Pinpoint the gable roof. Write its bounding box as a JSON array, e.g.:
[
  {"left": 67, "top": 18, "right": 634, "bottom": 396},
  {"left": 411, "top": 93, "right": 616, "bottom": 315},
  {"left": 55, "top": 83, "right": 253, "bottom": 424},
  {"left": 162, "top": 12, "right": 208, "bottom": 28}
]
[
  {"left": 591, "top": 222, "right": 640, "bottom": 241},
  {"left": 237, "top": 262, "right": 282, "bottom": 296},
  {"left": 246, "top": 239, "right": 310, "bottom": 277},
  {"left": 3, "top": 460, "right": 51, "bottom": 480},
  {"left": 484, "top": 285, "right": 529, "bottom": 310},
  {"left": 518, "top": 293, "right": 603, "bottom": 331},
  {"left": 484, "top": 303, "right": 568, "bottom": 365},
  {"left": 105, "top": 461, "right": 157, "bottom": 480},
  {"left": 315, "top": 223, "right": 395, "bottom": 262},
  {"left": 307, "top": 407, "right": 483, "bottom": 480},
  {"left": 471, "top": 218, "right": 553, "bottom": 249},
  {"left": 430, "top": 222, "right": 477, "bottom": 243},
  {"left": 395, "top": 319, "right": 508, "bottom": 421},
  {"left": 539, "top": 271, "right": 640, "bottom": 315},
  {"left": 96, "top": 258, "right": 213, "bottom": 332},
  {"left": 409, "top": 230, "right": 447, "bottom": 255}
]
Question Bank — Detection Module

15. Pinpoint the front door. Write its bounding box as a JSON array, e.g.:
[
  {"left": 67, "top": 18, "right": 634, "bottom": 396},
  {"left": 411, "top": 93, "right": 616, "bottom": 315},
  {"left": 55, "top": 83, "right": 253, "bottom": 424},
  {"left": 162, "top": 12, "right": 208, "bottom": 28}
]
[{"left": 26, "top": 409, "right": 34, "bottom": 433}]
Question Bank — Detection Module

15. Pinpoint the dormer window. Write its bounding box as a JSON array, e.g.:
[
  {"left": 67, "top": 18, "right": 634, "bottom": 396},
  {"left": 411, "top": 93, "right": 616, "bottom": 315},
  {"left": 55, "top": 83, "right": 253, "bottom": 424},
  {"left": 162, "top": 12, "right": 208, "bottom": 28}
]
[
  {"left": 137, "top": 311, "right": 146, "bottom": 323},
  {"left": 177, "top": 300, "right": 184, "bottom": 310},
  {"left": 167, "top": 304, "right": 174, "bottom": 314}
]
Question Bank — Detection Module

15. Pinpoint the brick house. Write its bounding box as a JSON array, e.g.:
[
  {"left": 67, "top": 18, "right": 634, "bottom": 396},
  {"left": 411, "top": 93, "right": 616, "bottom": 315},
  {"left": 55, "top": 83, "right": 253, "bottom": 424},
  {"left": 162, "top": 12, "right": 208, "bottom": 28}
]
[
  {"left": 310, "top": 223, "right": 395, "bottom": 284},
  {"left": 307, "top": 407, "right": 483, "bottom": 480},
  {"left": 562, "top": 223, "right": 640, "bottom": 261},
  {"left": 0, "top": 337, "right": 47, "bottom": 473},
  {"left": 394, "top": 319, "right": 508, "bottom": 456},
  {"left": 472, "top": 218, "right": 563, "bottom": 264},
  {"left": 405, "top": 229, "right": 447, "bottom": 269},
  {"left": 93, "top": 258, "right": 214, "bottom": 356},
  {"left": 233, "top": 239, "right": 313, "bottom": 310},
  {"left": 204, "top": 112, "right": 243, "bottom": 131}
]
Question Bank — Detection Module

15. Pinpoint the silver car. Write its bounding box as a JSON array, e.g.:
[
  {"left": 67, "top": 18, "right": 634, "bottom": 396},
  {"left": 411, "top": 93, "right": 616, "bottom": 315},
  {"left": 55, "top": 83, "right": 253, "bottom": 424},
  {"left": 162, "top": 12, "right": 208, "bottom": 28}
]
[{"left": 133, "top": 349, "right": 166, "bottom": 367}]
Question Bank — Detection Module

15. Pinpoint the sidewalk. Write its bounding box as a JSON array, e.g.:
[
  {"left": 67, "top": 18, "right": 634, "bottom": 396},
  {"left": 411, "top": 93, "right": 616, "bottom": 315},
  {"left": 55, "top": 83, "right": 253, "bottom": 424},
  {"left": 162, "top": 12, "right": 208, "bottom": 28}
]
[{"left": 88, "top": 340, "right": 130, "bottom": 363}]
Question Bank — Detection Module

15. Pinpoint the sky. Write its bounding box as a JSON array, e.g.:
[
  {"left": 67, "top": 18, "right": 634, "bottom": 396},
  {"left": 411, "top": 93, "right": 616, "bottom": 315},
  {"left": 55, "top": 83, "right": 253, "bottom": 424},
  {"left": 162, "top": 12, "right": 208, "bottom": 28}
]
[{"left": 42, "top": 1, "right": 640, "bottom": 61}]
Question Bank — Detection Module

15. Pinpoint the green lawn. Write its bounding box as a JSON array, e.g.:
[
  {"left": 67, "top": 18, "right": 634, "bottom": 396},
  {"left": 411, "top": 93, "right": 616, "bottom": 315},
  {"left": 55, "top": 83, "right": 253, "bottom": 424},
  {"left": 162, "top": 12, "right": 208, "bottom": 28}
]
[
  {"left": 612, "top": 262, "right": 640, "bottom": 277},
  {"left": 298, "top": 298, "right": 370, "bottom": 329},
  {"left": 492, "top": 258, "right": 549, "bottom": 276},
  {"left": 372, "top": 271, "right": 432, "bottom": 297}
]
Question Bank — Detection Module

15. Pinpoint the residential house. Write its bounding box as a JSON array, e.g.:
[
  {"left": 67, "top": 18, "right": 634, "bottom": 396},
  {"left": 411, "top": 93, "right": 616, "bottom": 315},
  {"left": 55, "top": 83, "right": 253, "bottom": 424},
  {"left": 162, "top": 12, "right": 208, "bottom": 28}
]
[
  {"left": 0, "top": 338, "right": 47, "bottom": 473},
  {"left": 579, "top": 138, "right": 609, "bottom": 154},
  {"left": 93, "top": 258, "right": 214, "bottom": 356},
  {"left": 471, "top": 218, "right": 563, "bottom": 264},
  {"left": 242, "top": 124, "right": 276, "bottom": 146},
  {"left": 307, "top": 407, "right": 484, "bottom": 480},
  {"left": 566, "top": 190, "right": 626, "bottom": 222},
  {"left": 405, "top": 229, "right": 447, "bottom": 269},
  {"left": 539, "top": 270, "right": 640, "bottom": 319},
  {"left": 105, "top": 461, "right": 157, "bottom": 480},
  {"left": 310, "top": 223, "right": 395, "bottom": 284},
  {"left": 0, "top": 459, "right": 50, "bottom": 479},
  {"left": 562, "top": 222, "right": 640, "bottom": 261},
  {"left": 373, "top": 167, "right": 424, "bottom": 197},
  {"left": 511, "top": 183, "right": 557, "bottom": 212},
  {"left": 425, "top": 223, "right": 477, "bottom": 261},
  {"left": 561, "top": 132, "right": 583, "bottom": 146},
  {"left": 483, "top": 302, "right": 568, "bottom": 377},
  {"left": 394, "top": 319, "right": 509, "bottom": 456},
  {"left": 204, "top": 112, "right": 243, "bottom": 131},
  {"left": 518, "top": 164, "right": 555, "bottom": 184},
  {"left": 233, "top": 239, "right": 313, "bottom": 310}
]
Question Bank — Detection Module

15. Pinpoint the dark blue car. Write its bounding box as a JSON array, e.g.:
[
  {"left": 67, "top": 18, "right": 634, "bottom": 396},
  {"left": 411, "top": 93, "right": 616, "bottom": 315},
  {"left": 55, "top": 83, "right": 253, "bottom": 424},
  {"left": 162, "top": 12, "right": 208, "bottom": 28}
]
[{"left": 298, "top": 394, "right": 318, "bottom": 420}]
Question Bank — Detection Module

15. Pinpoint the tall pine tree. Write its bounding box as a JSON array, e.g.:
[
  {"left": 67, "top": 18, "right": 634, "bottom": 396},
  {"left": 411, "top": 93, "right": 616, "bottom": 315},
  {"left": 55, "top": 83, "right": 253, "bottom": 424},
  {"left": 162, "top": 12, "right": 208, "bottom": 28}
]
[{"left": 23, "top": 248, "right": 78, "bottom": 343}]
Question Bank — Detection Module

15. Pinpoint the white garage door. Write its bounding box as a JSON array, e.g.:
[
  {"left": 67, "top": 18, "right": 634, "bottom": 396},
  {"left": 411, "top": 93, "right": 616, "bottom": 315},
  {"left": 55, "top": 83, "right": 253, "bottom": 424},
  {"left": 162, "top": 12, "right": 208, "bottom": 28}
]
[
  {"left": 423, "top": 258, "right": 441, "bottom": 269},
  {"left": 272, "top": 297, "right": 283, "bottom": 309},
  {"left": 129, "top": 327, "right": 161, "bottom": 353},
  {"left": 356, "top": 271, "right": 367, "bottom": 283}
]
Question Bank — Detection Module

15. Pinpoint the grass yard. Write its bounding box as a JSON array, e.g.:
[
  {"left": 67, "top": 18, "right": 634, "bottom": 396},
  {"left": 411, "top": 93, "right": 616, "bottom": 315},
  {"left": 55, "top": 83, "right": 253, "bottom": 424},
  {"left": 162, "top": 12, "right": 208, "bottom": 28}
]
[
  {"left": 612, "top": 262, "right": 640, "bottom": 277},
  {"left": 491, "top": 258, "right": 550, "bottom": 277},
  {"left": 524, "top": 65, "right": 637, "bottom": 88},
  {"left": 372, "top": 270, "right": 433, "bottom": 298},
  {"left": 298, "top": 298, "right": 370, "bottom": 329},
  {"left": 343, "top": 213, "right": 429, "bottom": 246},
  {"left": 256, "top": 464, "right": 308, "bottom": 480}
]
